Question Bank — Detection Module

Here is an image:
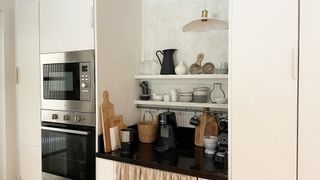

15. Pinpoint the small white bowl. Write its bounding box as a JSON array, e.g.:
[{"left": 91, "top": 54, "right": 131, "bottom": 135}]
[
  {"left": 179, "top": 95, "right": 193, "bottom": 102},
  {"left": 179, "top": 92, "right": 193, "bottom": 96},
  {"left": 193, "top": 87, "right": 208, "bottom": 91},
  {"left": 152, "top": 94, "right": 163, "bottom": 101},
  {"left": 215, "top": 97, "right": 227, "bottom": 104},
  {"left": 193, "top": 90, "right": 208, "bottom": 96}
]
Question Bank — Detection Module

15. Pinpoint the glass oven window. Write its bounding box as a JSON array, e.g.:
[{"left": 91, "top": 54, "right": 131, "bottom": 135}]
[
  {"left": 43, "top": 63, "right": 80, "bottom": 100},
  {"left": 42, "top": 127, "right": 95, "bottom": 180}
]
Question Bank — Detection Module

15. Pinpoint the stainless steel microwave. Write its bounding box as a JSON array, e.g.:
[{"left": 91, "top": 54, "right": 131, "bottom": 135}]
[{"left": 40, "top": 50, "right": 95, "bottom": 113}]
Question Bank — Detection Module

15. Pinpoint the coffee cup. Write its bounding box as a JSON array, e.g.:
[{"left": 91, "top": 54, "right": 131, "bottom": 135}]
[{"left": 163, "top": 94, "right": 171, "bottom": 102}]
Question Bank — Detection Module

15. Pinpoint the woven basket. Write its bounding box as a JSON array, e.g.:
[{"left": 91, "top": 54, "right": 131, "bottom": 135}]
[{"left": 138, "top": 111, "right": 158, "bottom": 143}]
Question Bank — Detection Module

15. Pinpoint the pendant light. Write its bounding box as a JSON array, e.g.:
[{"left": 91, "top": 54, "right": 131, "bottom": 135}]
[{"left": 183, "top": 0, "right": 228, "bottom": 32}]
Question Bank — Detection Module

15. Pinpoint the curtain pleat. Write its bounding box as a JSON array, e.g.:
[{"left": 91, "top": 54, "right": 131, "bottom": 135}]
[{"left": 115, "top": 162, "right": 197, "bottom": 180}]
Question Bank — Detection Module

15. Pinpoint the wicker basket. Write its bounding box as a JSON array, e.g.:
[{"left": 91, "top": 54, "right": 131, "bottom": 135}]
[{"left": 138, "top": 111, "right": 158, "bottom": 143}]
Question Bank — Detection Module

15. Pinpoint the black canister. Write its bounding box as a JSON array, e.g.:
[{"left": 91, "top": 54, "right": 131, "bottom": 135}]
[{"left": 120, "top": 128, "right": 136, "bottom": 154}]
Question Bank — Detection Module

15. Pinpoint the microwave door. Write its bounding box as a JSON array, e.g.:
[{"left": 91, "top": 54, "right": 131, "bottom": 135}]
[{"left": 43, "top": 63, "right": 80, "bottom": 101}]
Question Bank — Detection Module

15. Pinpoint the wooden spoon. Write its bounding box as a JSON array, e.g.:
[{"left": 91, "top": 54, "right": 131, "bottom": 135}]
[{"left": 190, "top": 53, "right": 204, "bottom": 74}]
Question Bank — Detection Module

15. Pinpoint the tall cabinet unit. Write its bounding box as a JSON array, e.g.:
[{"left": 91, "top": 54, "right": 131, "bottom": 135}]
[
  {"left": 39, "top": 0, "right": 95, "bottom": 53},
  {"left": 298, "top": 1, "right": 320, "bottom": 179},
  {"left": 15, "top": 0, "right": 41, "bottom": 179},
  {"left": 230, "top": 0, "right": 299, "bottom": 179}
]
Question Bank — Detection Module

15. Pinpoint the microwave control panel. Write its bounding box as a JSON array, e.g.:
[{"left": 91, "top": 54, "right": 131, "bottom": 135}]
[{"left": 80, "top": 63, "right": 91, "bottom": 101}]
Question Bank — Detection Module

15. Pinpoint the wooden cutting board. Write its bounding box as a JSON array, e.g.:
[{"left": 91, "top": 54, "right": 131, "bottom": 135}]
[
  {"left": 205, "top": 113, "right": 219, "bottom": 137},
  {"left": 194, "top": 112, "right": 207, "bottom": 147},
  {"left": 100, "top": 90, "right": 127, "bottom": 152},
  {"left": 194, "top": 112, "right": 219, "bottom": 147}
]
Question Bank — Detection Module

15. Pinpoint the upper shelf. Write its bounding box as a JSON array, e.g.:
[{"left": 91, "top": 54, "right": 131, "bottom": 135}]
[{"left": 134, "top": 74, "right": 228, "bottom": 80}]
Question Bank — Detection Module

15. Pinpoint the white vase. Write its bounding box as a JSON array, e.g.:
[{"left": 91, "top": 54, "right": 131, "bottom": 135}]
[{"left": 175, "top": 62, "right": 187, "bottom": 75}]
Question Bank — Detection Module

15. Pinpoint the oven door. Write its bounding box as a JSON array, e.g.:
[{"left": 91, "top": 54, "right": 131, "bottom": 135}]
[
  {"left": 40, "top": 50, "right": 95, "bottom": 113},
  {"left": 41, "top": 124, "right": 95, "bottom": 180}
]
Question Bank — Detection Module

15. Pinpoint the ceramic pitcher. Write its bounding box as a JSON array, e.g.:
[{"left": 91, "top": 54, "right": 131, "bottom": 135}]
[{"left": 156, "top": 49, "right": 177, "bottom": 75}]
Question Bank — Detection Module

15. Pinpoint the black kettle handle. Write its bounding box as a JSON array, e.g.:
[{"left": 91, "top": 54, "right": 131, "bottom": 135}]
[{"left": 156, "top": 50, "right": 163, "bottom": 65}]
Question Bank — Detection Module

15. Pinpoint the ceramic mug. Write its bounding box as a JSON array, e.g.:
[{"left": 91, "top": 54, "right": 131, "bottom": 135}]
[{"left": 163, "top": 94, "right": 171, "bottom": 102}]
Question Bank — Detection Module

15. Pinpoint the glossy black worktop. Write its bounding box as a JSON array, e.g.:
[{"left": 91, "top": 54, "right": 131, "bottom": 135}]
[{"left": 96, "top": 139, "right": 227, "bottom": 180}]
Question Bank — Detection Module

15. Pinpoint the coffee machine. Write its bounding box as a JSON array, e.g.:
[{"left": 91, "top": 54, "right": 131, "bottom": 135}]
[{"left": 155, "top": 112, "right": 177, "bottom": 152}]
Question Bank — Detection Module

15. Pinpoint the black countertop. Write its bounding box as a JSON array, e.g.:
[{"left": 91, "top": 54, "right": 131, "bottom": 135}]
[{"left": 96, "top": 142, "right": 227, "bottom": 180}]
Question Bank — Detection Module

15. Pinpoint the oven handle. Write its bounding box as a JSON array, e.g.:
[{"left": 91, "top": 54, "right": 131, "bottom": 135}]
[{"left": 41, "top": 127, "right": 90, "bottom": 136}]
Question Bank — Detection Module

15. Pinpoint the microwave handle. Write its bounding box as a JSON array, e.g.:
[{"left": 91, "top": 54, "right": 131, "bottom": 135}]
[{"left": 41, "top": 127, "right": 90, "bottom": 136}]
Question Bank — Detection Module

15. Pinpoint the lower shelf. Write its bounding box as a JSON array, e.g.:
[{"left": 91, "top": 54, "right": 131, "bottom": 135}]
[{"left": 134, "top": 100, "right": 228, "bottom": 109}]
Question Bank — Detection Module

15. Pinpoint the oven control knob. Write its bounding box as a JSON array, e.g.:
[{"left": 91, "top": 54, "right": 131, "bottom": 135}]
[
  {"left": 52, "top": 114, "right": 58, "bottom": 120},
  {"left": 63, "top": 115, "right": 70, "bottom": 121},
  {"left": 74, "top": 116, "right": 81, "bottom": 122},
  {"left": 81, "top": 82, "right": 88, "bottom": 88}
]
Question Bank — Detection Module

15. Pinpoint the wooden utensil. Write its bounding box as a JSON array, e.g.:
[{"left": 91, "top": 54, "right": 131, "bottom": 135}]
[
  {"left": 194, "top": 112, "right": 207, "bottom": 147},
  {"left": 100, "top": 90, "right": 127, "bottom": 152},
  {"left": 204, "top": 113, "right": 219, "bottom": 137},
  {"left": 190, "top": 53, "right": 204, "bottom": 74},
  {"left": 202, "top": 62, "right": 215, "bottom": 74}
]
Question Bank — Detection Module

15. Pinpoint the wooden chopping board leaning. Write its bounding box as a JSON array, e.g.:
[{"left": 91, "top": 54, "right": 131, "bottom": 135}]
[
  {"left": 100, "top": 90, "right": 127, "bottom": 153},
  {"left": 194, "top": 111, "right": 219, "bottom": 147}
]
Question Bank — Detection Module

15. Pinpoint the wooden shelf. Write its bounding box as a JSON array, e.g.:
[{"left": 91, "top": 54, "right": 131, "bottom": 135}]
[
  {"left": 134, "top": 100, "right": 228, "bottom": 109},
  {"left": 134, "top": 74, "right": 228, "bottom": 80}
]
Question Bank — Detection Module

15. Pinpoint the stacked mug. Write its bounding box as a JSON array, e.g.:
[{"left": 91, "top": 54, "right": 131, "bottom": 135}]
[{"left": 169, "top": 89, "right": 178, "bottom": 102}]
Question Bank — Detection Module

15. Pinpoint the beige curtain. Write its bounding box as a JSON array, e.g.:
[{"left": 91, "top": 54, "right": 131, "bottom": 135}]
[{"left": 115, "top": 162, "right": 197, "bottom": 180}]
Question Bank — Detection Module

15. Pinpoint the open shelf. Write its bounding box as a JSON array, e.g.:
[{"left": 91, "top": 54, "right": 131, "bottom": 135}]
[
  {"left": 134, "top": 74, "right": 228, "bottom": 80},
  {"left": 134, "top": 100, "right": 228, "bottom": 109}
]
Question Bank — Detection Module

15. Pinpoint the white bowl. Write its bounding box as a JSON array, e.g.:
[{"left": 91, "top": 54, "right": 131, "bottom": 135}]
[
  {"left": 193, "top": 90, "right": 208, "bottom": 96},
  {"left": 193, "top": 87, "right": 208, "bottom": 91},
  {"left": 152, "top": 94, "right": 163, "bottom": 101},
  {"left": 179, "top": 92, "right": 193, "bottom": 96},
  {"left": 215, "top": 97, "right": 227, "bottom": 104},
  {"left": 203, "top": 136, "right": 218, "bottom": 154},
  {"left": 179, "top": 95, "right": 193, "bottom": 102}
]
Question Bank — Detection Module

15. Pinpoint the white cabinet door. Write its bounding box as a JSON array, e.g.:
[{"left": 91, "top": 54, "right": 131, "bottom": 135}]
[
  {"left": 16, "top": 0, "right": 41, "bottom": 148},
  {"left": 40, "top": 0, "right": 94, "bottom": 53},
  {"left": 16, "top": 0, "right": 42, "bottom": 178},
  {"left": 96, "top": 158, "right": 115, "bottom": 180},
  {"left": 230, "top": 0, "right": 298, "bottom": 179},
  {"left": 298, "top": 0, "right": 320, "bottom": 179},
  {"left": 19, "top": 145, "right": 41, "bottom": 180}
]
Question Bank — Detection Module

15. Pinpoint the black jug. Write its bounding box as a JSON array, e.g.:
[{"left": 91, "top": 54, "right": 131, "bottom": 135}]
[{"left": 156, "top": 49, "right": 177, "bottom": 75}]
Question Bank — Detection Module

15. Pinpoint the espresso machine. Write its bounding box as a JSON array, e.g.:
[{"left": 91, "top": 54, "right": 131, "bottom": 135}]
[{"left": 155, "top": 112, "right": 177, "bottom": 152}]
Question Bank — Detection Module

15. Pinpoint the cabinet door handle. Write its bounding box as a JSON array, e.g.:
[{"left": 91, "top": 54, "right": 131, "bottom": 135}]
[
  {"left": 16, "top": 67, "right": 20, "bottom": 84},
  {"left": 293, "top": 48, "right": 298, "bottom": 80}
]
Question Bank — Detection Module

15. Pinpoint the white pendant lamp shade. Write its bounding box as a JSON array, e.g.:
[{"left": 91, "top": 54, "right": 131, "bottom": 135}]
[{"left": 183, "top": 10, "right": 228, "bottom": 32}]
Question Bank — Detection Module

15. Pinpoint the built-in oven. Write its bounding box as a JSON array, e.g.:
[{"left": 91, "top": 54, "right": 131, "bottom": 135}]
[
  {"left": 40, "top": 50, "right": 95, "bottom": 113},
  {"left": 41, "top": 111, "right": 96, "bottom": 180}
]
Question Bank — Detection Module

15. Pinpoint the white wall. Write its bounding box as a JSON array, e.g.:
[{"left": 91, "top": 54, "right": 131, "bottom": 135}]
[
  {"left": 0, "top": 0, "right": 18, "bottom": 179},
  {"left": 142, "top": 0, "right": 228, "bottom": 70},
  {"left": 0, "top": 11, "right": 4, "bottom": 180},
  {"left": 95, "top": 0, "right": 142, "bottom": 129}
]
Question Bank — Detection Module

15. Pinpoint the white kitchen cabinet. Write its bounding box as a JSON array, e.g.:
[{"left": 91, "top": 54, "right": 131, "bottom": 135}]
[
  {"left": 96, "top": 158, "right": 115, "bottom": 180},
  {"left": 15, "top": 0, "right": 42, "bottom": 178},
  {"left": 19, "top": 145, "right": 41, "bottom": 180},
  {"left": 16, "top": 0, "right": 41, "bottom": 148},
  {"left": 39, "top": 0, "right": 94, "bottom": 53},
  {"left": 298, "top": 0, "right": 320, "bottom": 179},
  {"left": 230, "top": 0, "right": 298, "bottom": 179}
]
